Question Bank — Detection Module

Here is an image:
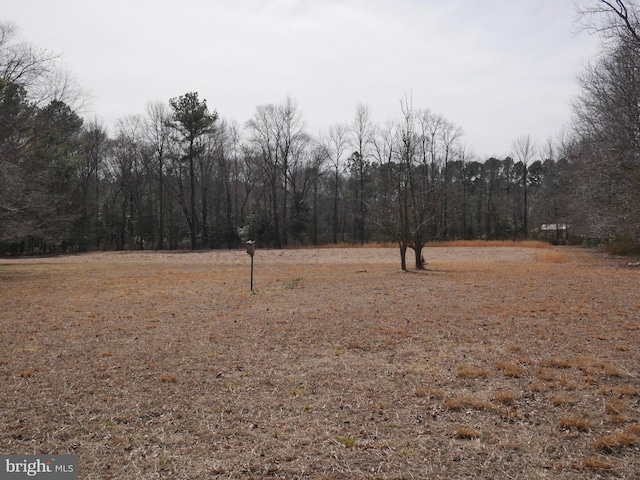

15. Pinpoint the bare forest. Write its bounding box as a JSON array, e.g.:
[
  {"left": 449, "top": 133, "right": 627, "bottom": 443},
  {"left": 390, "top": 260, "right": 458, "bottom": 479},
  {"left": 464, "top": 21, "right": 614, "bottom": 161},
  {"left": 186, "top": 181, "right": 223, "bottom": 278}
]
[{"left": 1, "top": 2, "right": 640, "bottom": 260}]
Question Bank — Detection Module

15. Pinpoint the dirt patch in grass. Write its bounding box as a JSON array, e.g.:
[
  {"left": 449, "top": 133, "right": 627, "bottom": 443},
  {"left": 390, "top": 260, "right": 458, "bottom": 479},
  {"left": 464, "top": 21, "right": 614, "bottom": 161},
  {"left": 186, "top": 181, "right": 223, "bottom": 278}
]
[{"left": 1, "top": 246, "right": 639, "bottom": 479}]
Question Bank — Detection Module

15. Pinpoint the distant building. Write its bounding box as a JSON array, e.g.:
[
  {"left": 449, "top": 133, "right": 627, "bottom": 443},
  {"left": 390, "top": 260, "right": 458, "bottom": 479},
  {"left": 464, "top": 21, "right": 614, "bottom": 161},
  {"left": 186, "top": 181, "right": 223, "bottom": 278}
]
[{"left": 540, "top": 223, "right": 568, "bottom": 244}]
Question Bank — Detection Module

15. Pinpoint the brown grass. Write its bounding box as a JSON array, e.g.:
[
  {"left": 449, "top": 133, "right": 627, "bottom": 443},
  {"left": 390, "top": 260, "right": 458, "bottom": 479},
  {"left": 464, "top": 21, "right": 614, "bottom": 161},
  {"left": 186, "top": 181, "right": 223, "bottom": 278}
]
[
  {"left": 302, "top": 240, "right": 554, "bottom": 250},
  {"left": 534, "top": 250, "right": 566, "bottom": 263},
  {"left": 493, "top": 390, "right": 518, "bottom": 404},
  {"left": 535, "top": 368, "right": 561, "bottom": 382},
  {"left": 612, "top": 384, "right": 639, "bottom": 396},
  {"left": 414, "top": 387, "right": 445, "bottom": 399},
  {"left": 429, "top": 239, "right": 553, "bottom": 249},
  {"left": 540, "top": 357, "right": 573, "bottom": 369},
  {"left": 628, "top": 424, "right": 640, "bottom": 435},
  {"left": 456, "top": 366, "right": 491, "bottom": 379},
  {"left": 569, "top": 356, "right": 602, "bottom": 369},
  {"left": 605, "top": 398, "right": 627, "bottom": 415},
  {"left": 1, "top": 246, "right": 639, "bottom": 478},
  {"left": 551, "top": 395, "right": 577, "bottom": 406},
  {"left": 558, "top": 416, "right": 594, "bottom": 432},
  {"left": 496, "top": 360, "right": 527, "bottom": 377},
  {"left": 454, "top": 427, "right": 481, "bottom": 439},
  {"left": 443, "top": 396, "right": 493, "bottom": 412},
  {"left": 594, "top": 429, "right": 639, "bottom": 451},
  {"left": 582, "top": 456, "right": 614, "bottom": 470},
  {"left": 608, "top": 414, "right": 632, "bottom": 424}
]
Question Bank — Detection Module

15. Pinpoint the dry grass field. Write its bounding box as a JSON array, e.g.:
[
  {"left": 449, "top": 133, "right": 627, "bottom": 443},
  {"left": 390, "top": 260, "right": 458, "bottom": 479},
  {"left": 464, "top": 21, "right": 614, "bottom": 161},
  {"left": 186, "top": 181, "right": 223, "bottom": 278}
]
[{"left": 1, "top": 245, "right": 639, "bottom": 479}]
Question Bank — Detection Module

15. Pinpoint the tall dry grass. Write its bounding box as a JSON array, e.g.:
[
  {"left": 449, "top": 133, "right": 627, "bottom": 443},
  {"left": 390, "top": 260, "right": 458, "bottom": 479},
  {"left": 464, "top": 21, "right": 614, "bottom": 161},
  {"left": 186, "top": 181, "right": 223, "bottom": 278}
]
[
  {"left": 534, "top": 250, "right": 565, "bottom": 263},
  {"left": 430, "top": 239, "right": 553, "bottom": 249},
  {"left": 287, "top": 239, "right": 553, "bottom": 250}
]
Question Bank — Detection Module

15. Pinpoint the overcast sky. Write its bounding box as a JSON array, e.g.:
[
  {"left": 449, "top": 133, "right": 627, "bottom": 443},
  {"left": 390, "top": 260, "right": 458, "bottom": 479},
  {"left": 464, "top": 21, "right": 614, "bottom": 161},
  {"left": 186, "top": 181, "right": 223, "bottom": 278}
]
[{"left": 3, "top": 0, "right": 600, "bottom": 159}]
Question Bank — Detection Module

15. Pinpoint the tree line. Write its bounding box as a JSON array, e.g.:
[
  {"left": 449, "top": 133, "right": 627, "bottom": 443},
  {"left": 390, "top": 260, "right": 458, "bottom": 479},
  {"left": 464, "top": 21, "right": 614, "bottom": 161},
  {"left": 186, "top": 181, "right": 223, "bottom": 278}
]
[{"left": 2, "top": 1, "right": 640, "bottom": 264}]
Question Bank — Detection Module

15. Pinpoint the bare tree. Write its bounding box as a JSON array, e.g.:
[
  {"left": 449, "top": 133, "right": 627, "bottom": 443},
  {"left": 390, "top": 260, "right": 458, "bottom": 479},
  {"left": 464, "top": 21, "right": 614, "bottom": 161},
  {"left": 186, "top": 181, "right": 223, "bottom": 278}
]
[
  {"left": 245, "top": 97, "right": 306, "bottom": 248},
  {"left": 78, "top": 119, "right": 108, "bottom": 250},
  {"left": 454, "top": 142, "right": 475, "bottom": 239},
  {"left": 0, "top": 22, "right": 57, "bottom": 96},
  {"left": 245, "top": 104, "right": 281, "bottom": 247},
  {"left": 212, "top": 119, "right": 244, "bottom": 248},
  {"left": 439, "top": 119, "right": 464, "bottom": 239},
  {"left": 571, "top": 35, "right": 640, "bottom": 243},
  {"left": 349, "top": 103, "right": 373, "bottom": 244},
  {"left": 372, "top": 118, "right": 411, "bottom": 269},
  {"left": 0, "top": 24, "right": 88, "bottom": 250},
  {"left": 570, "top": 1, "right": 640, "bottom": 247},
  {"left": 417, "top": 110, "right": 445, "bottom": 238},
  {"left": 394, "top": 100, "right": 417, "bottom": 269},
  {"left": 144, "top": 101, "right": 171, "bottom": 249},
  {"left": 511, "top": 134, "right": 537, "bottom": 238},
  {"left": 321, "top": 123, "right": 349, "bottom": 243},
  {"left": 287, "top": 134, "right": 325, "bottom": 245},
  {"left": 276, "top": 97, "right": 306, "bottom": 247},
  {"left": 577, "top": 0, "right": 640, "bottom": 46},
  {"left": 226, "top": 119, "right": 245, "bottom": 235},
  {"left": 0, "top": 22, "right": 84, "bottom": 109},
  {"left": 381, "top": 97, "right": 441, "bottom": 270}
]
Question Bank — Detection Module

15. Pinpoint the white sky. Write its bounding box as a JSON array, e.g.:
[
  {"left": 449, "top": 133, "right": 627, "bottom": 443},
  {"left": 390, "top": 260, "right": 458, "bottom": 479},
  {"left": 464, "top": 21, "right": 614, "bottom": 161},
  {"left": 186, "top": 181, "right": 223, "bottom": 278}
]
[{"left": 3, "top": 0, "right": 600, "bottom": 159}]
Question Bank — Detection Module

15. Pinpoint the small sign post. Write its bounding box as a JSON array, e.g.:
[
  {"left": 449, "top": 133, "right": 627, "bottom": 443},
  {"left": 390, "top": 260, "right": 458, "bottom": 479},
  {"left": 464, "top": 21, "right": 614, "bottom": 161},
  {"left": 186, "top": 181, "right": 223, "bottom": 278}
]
[{"left": 246, "top": 240, "right": 256, "bottom": 292}]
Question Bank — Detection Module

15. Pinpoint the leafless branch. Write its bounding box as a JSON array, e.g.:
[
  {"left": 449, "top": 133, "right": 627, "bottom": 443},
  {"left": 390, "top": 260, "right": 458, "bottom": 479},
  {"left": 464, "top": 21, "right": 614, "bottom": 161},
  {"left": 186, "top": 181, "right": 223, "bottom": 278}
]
[{"left": 576, "top": 0, "right": 640, "bottom": 46}]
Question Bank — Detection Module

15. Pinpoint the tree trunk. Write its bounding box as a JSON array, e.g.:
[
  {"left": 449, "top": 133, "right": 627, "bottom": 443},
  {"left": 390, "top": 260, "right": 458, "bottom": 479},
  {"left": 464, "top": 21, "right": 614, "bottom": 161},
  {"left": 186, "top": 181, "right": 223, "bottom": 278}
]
[
  {"left": 158, "top": 156, "right": 164, "bottom": 250},
  {"left": 359, "top": 166, "right": 366, "bottom": 245},
  {"left": 333, "top": 167, "right": 339, "bottom": 244},
  {"left": 414, "top": 244, "right": 425, "bottom": 269},
  {"left": 202, "top": 182, "right": 209, "bottom": 248},
  {"left": 523, "top": 165, "right": 528, "bottom": 238},
  {"left": 399, "top": 242, "right": 407, "bottom": 271},
  {"left": 189, "top": 150, "right": 197, "bottom": 249},
  {"left": 271, "top": 181, "right": 281, "bottom": 249}
]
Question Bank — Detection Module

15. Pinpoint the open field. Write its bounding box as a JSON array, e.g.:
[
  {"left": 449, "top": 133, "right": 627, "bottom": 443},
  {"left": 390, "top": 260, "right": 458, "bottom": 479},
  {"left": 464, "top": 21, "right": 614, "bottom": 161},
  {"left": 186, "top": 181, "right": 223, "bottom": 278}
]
[{"left": 1, "top": 246, "right": 639, "bottom": 479}]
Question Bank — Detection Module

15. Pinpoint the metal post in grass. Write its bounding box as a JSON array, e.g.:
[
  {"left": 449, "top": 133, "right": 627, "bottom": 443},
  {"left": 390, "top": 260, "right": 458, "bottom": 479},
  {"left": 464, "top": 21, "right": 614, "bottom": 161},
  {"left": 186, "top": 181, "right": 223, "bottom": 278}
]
[{"left": 246, "top": 240, "right": 256, "bottom": 292}]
